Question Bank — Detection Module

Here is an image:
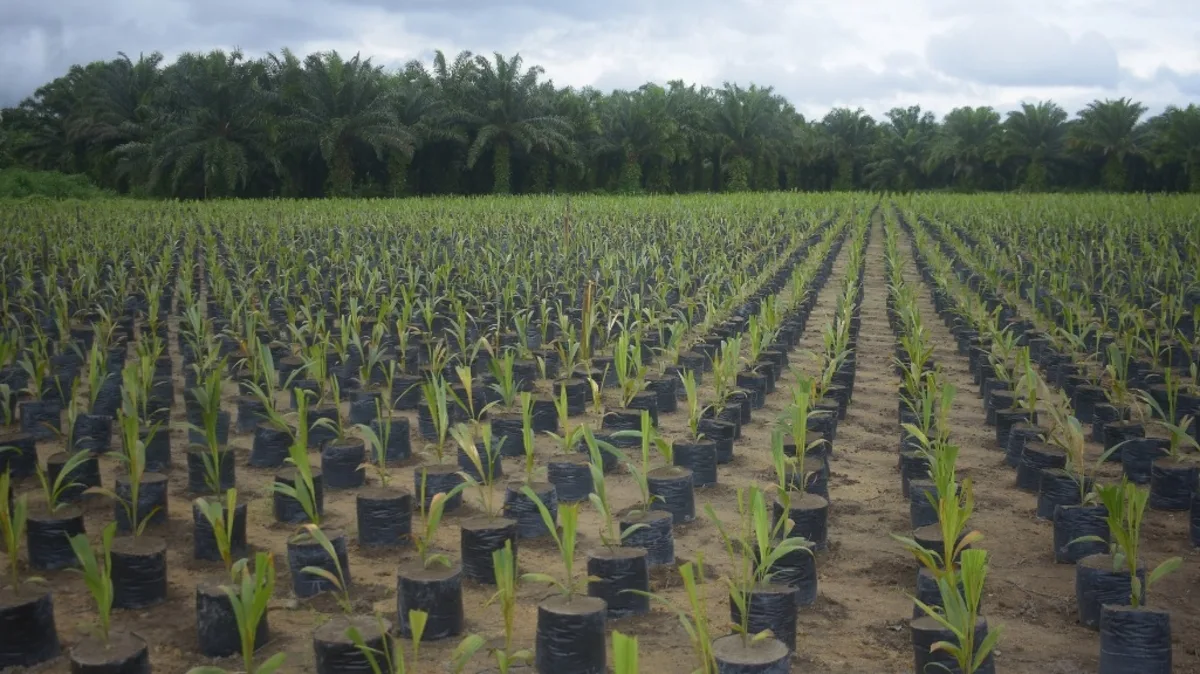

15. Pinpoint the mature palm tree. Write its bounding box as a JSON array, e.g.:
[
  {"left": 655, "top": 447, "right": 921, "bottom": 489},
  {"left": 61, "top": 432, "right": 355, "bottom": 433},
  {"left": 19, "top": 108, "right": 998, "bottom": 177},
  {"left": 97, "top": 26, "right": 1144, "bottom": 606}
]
[
  {"left": 595, "top": 85, "right": 687, "bottom": 192},
  {"left": 138, "top": 49, "right": 276, "bottom": 197},
  {"left": 6, "top": 64, "right": 100, "bottom": 175},
  {"left": 282, "top": 51, "right": 414, "bottom": 196},
  {"left": 383, "top": 66, "right": 465, "bottom": 196},
  {"left": 927, "top": 106, "right": 1002, "bottom": 190},
  {"left": 69, "top": 53, "right": 163, "bottom": 147},
  {"left": 68, "top": 52, "right": 164, "bottom": 190},
  {"left": 396, "top": 50, "right": 476, "bottom": 194},
  {"left": 660, "top": 80, "right": 715, "bottom": 191},
  {"left": 1001, "top": 101, "right": 1068, "bottom": 190},
  {"left": 463, "top": 52, "right": 573, "bottom": 194},
  {"left": 710, "top": 84, "right": 788, "bottom": 191},
  {"left": 864, "top": 106, "right": 936, "bottom": 191},
  {"left": 547, "top": 86, "right": 602, "bottom": 191},
  {"left": 1070, "top": 97, "right": 1148, "bottom": 191},
  {"left": 1154, "top": 104, "right": 1200, "bottom": 192},
  {"left": 821, "top": 107, "right": 878, "bottom": 190}
]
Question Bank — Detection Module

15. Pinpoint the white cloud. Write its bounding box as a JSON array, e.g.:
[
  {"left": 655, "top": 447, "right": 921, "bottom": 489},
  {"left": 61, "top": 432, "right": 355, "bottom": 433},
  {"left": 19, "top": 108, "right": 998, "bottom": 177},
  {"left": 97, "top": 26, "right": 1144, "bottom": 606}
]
[
  {"left": 926, "top": 17, "right": 1120, "bottom": 88},
  {"left": 1, "top": 0, "right": 1197, "bottom": 120}
]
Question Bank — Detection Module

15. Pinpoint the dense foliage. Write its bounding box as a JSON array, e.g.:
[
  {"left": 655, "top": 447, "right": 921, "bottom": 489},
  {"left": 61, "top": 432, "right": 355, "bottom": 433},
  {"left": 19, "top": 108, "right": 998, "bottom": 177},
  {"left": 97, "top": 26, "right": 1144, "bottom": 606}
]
[
  {"left": 0, "top": 168, "right": 108, "bottom": 199},
  {"left": 2, "top": 48, "right": 1199, "bottom": 198}
]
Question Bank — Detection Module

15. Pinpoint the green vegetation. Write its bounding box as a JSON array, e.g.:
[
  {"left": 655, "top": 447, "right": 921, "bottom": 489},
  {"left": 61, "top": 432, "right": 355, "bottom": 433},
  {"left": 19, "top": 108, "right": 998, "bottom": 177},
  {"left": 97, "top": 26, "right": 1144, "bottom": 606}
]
[
  {"left": 0, "top": 168, "right": 107, "bottom": 199},
  {"left": 4, "top": 48, "right": 1199, "bottom": 197}
]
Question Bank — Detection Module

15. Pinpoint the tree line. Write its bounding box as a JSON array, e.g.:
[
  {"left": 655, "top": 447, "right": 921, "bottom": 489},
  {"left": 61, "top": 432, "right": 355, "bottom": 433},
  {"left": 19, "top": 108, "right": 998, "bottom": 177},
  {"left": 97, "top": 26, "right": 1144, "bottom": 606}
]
[{"left": 1, "top": 48, "right": 1198, "bottom": 198}]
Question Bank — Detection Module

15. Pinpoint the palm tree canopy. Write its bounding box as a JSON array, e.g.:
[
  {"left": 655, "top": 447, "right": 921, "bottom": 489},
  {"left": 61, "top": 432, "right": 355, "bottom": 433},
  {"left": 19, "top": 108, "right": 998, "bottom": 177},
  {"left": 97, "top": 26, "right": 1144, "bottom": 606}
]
[
  {"left": 144, "top": 49, "right": 278, "bottom": 195},
  {"left": 710, "top": 83, "right": 789, "bottom": 162},
  {"left": 927, "top": 105, "right": 1003, "bottom": 181},
  {"left": 5, "top": 45, "right": 1200, "bottom": 195},
  {"left": 463, "top": 52, "right": 574, "bottom": 169},
  {"left": 284, "top": 51, "right": 414, "bottom": 163},
  {"left": 1003, "top": 101, "right": 1068, "bottom": 161},
  {"left": 1070, "top": 97, "right": 1149, "bottom": 158}
]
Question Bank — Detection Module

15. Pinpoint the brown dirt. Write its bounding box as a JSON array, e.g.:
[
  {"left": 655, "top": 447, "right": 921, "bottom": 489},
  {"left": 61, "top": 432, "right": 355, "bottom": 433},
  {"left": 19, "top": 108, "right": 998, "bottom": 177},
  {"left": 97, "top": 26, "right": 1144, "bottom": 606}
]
[{"left": 9, "top": 217, "right": 1199, "bottom": 674}]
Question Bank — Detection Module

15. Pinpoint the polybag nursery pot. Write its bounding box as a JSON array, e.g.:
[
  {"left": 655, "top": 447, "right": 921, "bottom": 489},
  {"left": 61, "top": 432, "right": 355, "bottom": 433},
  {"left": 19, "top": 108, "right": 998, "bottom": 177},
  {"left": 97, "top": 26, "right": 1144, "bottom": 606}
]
[
  {"left": 396, "top": 562, "right": 463, "bottom": 640},
  {"left": 535, "top": 595, "right": 607, "bottom": 674},
  {"left": 0, "top": 585, "right": 60, "bottom": 668},
  {"left": 587, "top": 546, "right": 650, "bottom": 618},
  {"left": 460, "top": 516, "right": 518, "bottom": 584},
  {"left": 356, "top": 486, "right": 412, "bottom": 548}
]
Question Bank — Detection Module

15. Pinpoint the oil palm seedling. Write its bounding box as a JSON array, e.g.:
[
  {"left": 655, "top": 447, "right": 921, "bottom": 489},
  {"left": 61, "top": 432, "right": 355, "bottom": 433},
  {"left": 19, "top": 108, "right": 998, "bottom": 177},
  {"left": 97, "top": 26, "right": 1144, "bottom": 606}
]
[
  {"left": 348, "top": 610, "right": 428, "bottom": 674},
  {"left": 706, "top": 486, "right": 808, "bottom": 659},
  {"left": 520, "top": 494, "right": 609, "bottom": 674},
  {"left": 451, "top": 542, "right": 532, "bottom": 673},
  {"left": 911, "top": 549, "right": 1002, "bottom": 674},
  {"left": 187, "top": 552, "right": 286, "bottom": 674}
]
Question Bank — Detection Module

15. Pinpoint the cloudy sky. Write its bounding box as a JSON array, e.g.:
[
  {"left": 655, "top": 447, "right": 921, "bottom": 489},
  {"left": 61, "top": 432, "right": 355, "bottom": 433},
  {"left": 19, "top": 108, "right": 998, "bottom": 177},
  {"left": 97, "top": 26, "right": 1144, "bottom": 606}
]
[{"left": 2, "top": 0, "right": 1198, "bottom": 119}]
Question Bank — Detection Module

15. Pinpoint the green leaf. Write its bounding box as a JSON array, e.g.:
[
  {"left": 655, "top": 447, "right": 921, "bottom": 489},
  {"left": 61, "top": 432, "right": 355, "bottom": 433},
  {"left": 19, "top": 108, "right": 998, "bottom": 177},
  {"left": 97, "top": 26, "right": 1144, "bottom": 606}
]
[
  {"left": 255, "top": 653, "right": 288, "bottom": 674},
  {"left": 1147, "top": 556, "right": 1182, "bottom": 589},
  {"left": 451, "top": 633, "right": 487, "bottom": 673},
  {"left": 301, "top": 566, "right": 344, "bottom": 589},
  {"left": 612, "top": 631, "right": 639, "bottom": 674},
  {"left": 973, "top": 625, "right": 1003, "bottom": 671},
  {"left": 520, "top": 572, "right": 559, "bottom": 586}
]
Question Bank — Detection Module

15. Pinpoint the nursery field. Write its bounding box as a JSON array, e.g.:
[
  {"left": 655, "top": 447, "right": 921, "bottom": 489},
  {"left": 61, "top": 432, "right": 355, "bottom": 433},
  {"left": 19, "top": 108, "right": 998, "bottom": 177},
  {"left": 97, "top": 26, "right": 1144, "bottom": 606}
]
[{"left": 1, "top": 193, "right": 1199, "bottom": 674}]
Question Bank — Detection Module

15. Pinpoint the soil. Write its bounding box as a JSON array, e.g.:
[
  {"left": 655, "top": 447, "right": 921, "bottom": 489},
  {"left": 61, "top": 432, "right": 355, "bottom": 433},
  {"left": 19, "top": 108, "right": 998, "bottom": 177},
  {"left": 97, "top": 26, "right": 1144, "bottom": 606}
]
[
  {"left": 109, "top": 535, "right": 167, "bottom": 557},
  {"left": 312, "top": 614, "right": 388, "bottom": 646},
  {"left": 68, "top": 631, "right": 148, "bottom": 667},
  {"left": 540, "top": 594, "right": 606, "bottom": 617},
  {"left": 712, "top": 633, "right": 789, "bottom": 665},
  {"left": 0, "top": 582, "right": 51, "bottom": 609},
  {"left": 6, "top": 216, "right": 1199, "bottom": 674},
  {"left": 397, "top": 560, "right": 460, "bottom": 583}
]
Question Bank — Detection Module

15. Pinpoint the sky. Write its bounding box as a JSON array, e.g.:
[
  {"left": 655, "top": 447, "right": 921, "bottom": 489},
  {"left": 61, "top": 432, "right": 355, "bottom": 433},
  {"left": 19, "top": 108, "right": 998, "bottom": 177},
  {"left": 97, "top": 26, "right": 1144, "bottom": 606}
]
[{"left": 2, "top": 0, "right": 1198, "bottom": 119}]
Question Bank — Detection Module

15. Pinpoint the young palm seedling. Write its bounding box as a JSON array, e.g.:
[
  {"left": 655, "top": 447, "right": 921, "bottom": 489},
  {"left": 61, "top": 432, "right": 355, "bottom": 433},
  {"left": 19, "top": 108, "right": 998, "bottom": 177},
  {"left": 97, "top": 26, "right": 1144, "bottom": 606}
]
[
  {"left": 348, "top": 609, "right": 428, "bottom": 674},
  {"left": 187, "top": 552, "right": 286, "bottom": 674},
  {"left": 297, "top": 523, "right": 353, "bottom": 612},
  {"left": 452, "top": 542, "right": 532, "bottom": 674},
  {"left": 498, "top": 392, "right": 559, "bottom": 540},
  {"left": 22, "top": 441, "right": 92, "bottom": 572},
  {"left": 1137, "top": 373, "right": 1200, "bottom": 509},
  {"left": 455, "top": 418, "right": 518, "bottom": 582},
  {"left": 627, "top": 558, "right": 717, "bottom": 673},
  {"left": 271, "top": 394, "right": 323, "bottom": 526},
  {"left": 187, "top": 364, "right": 236, "bottom": 495},
  {"left": 396, "top": 472, "right": 468, "bottom": 640},
  {"left": 270, "top": 394, "right": 352, "bottom": 601},
  {"left": 521, "top": 495, "right": 608, "bottom": 673},
  {"left": 353, "top": 415, "right": 414, "bottom": 548},
  {"left": 94, "top": 400, "right": 165, "bottom": 538},
  {"left": 66, "top": 522, "right": 150, "bottom": 670},
  {"left": 584, "top": 432, "right": 649, "bottom": 617},
  {"left": 912, "top": 548, "right": 1002, "bottom": 674},
  {"left": 193, "top": 489, "right": 244, "bottom": 574},
  {"left": 1083, "top": 481, "right": 1180, "bottom": 669},
  {"left": 0, "top": 468, "right": 31, "bottom": 585},
  {"left": 1075, "top": 479, "right": 1182, "bottom": 611},
  {"left": 417, "top": 375, "right": 465, "bottom": 512},
  {"left": 706, "top": 486, "right": 805, "bottom": 664}
]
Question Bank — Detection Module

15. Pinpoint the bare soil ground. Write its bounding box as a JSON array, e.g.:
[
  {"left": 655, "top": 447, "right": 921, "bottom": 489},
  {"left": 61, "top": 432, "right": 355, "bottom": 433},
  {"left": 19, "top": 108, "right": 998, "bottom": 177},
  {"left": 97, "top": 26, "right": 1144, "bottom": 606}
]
[{"left": 15, "top": 219, "right": 1199, "bottom": 673}]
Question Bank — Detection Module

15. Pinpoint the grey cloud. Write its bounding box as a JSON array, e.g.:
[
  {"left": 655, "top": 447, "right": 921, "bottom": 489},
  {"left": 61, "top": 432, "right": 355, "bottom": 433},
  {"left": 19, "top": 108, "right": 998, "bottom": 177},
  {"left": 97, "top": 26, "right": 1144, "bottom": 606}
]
[
  {"left": 926, "top": 17, "right": 1121, "bottom": 88},
  {"left": 0, "top": 0, "right": 348, "bottom": 104},
  {"left": 1, "top": 0, "right": 1196, "bottom": 113},
  {"left": 1155, "top": 67, "right": 1200, "bottom": 96},
  {"left": 329, "top": 0, "right": 646, "bottom": 20},
  {"left": 710, "top": 57, "right": 957, "bottom": 114}
]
